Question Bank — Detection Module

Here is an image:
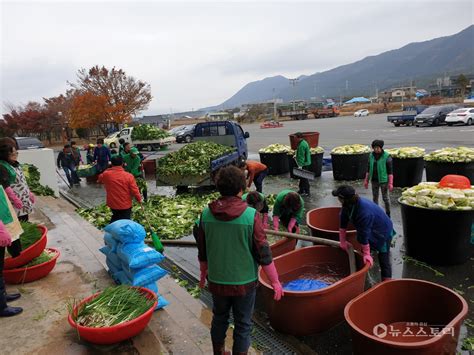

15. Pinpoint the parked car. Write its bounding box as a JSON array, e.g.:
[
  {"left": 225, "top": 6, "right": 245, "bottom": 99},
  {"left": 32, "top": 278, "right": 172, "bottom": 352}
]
[
  {"left": 15, "top": 137, "right": 44, "bottom": 150},
  {"left": 168, "top": 125, "right": 187, "bottom": 135},
  {"left": 445, "top": 108, "right": 474, "bottom": 126},
  {"left": 354, "top": 109, "right": 369, "bottom": 117},
  {"left": 415, "top": 105, "right": 459, "bottom": 126},
  {"left": 175, "top": 125, "right": 196, "bottom": 143}
]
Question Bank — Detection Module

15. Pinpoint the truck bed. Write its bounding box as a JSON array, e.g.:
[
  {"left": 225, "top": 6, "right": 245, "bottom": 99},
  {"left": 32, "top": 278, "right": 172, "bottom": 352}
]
[
  {"left": 156, "top": 151, "right": 240, "bottom": 187},
  {"left": 387, "top": 113, "right": 416, "bottom": 126}
]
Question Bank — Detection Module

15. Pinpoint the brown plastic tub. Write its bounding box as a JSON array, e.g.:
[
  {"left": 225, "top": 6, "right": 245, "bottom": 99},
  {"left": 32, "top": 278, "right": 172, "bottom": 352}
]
[
  {"left": 258, "top": 245, "right": 369, "bottom": 336},
  {"left": 289, "top": 132, "right": 320, "bottom": 149},
  {"left": 344, "top": 279, "right": 468, "bottom": 355},
  {"left": 307, "top": 207, "right": 361, "bottom": 251},
  {"left": 270, "top": 238, "right": 297, "bottom": 258}
]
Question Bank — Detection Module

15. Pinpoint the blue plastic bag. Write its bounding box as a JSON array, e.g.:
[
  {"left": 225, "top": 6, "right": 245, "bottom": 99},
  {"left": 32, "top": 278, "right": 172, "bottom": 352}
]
[
  {"left": 114, "top": 271, "right": 133, "bottom": 285},
  {"left": 117, "top": 242, "right": 164, "bottom": 269},
  {"left": 156, "top": 294, "right": 170, "bottom": 310},
  {"left": 104, "top": 232, "right": 118, "bottom": 252},
  {"left": 99, "top": 245, "right": 110, "bottom": 256},
  {"left": 106, "top": 258, "right": 122, "bottom": 278},
  {"left": 283, "top": 279, "right": 330, "bottom": 291},
  {"left": 100, "top": 246, "right": 122, "bottom": 268},
  {"left": 122, "top": 264, "right": 168, "bottom": 286},
  {"left": 104, "top": 220, "right": 146, "bottom": 244},
  {"left": 143, "top": 282, "right": 158, "bottom": 294}
]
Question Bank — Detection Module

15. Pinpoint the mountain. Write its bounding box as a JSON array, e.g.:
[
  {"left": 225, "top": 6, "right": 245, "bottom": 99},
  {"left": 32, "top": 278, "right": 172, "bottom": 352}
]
[
  {"left": 206, "top": 25, "right": 474, "bottom": 109},
  {"left": 204, "top": 75, "right": 290, "bottom": 111}
]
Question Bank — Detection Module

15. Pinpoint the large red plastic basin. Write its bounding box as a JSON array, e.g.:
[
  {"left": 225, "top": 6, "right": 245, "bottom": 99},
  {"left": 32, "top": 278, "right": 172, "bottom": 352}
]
[
  {"left": 143, "top": 159, "right": 156, "bottom": 177},
  {"left": 289, "top": 132, "right": 320, "bottom": 149},
  {"left": 4, "top": 247, "right": 59, "bottom": 284},
  {"left": 4, "top": 225, "right": 48, "bottom": 269},
  {"left": 344, "top": 279, "right": 468, "bottom": 355},
  {"left": 68, "top": 287, "right": 158, "bottom": 345},
  {"left": 306, "top": 207, "right": 361, "bottom": 251},
  {"left": 270, "top": 238, "right": 297, "bottom": 258},
  {"left": 258, "top": 245, "right": 369, "bottom": 336}
]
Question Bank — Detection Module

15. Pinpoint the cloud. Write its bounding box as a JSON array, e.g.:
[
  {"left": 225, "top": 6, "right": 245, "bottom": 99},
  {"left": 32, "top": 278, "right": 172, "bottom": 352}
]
[{"left": 1, "top": 0, "right": 473, "bottom": 114}]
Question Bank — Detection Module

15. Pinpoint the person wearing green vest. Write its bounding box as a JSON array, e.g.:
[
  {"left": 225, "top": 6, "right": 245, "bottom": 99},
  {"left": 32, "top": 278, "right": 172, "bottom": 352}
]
[
  {"left": 295, "top": 132, "right": 312, "bottom": 196},
  {"left": 194, "top": 165, "right": 283, "bottom": 355},
  {"left": 242, "top": 191, "right": 269, "bottom": 229},
  {"left": 272, "top": 189, "right": 304, "bottom": 233},
  {"left": 123, "top": 147, "right": 147, "bottom": 202},
  {"left": 364, "top": 140, "right": 393, "bottom": 217},
  {"left": 118, "top": 138, "right": 126, "bottom": 157},
  {"left": 0, "top": 170, "right": 24, "bottom": 317}
]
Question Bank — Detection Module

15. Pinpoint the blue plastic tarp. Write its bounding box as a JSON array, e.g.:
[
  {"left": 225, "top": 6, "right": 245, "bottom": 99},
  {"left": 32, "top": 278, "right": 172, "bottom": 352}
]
[
  {"left": 283, "top": 278, "right": 330, "bottom": 291},
  {"left": 345, "top": 97, "right": 371, "bottom": 104}
]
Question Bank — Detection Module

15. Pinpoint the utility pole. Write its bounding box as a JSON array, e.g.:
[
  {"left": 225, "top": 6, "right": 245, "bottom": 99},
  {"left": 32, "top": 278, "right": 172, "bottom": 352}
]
[
  {"left": 289, "top": 78, "right": 299, "bottom": 110},
  {"left": 272, "top": 88, "right": 277, "bottom": 119}
]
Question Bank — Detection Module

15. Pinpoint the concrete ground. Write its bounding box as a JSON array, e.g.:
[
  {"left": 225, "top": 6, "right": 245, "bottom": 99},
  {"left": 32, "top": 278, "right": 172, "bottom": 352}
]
[
  {"left": 52, "top": 113, "right": 473, "bottom": 354},
  {"left": 240, "top": 112, "right": 474, "bottom": 153},
  {"left": 0, "top": 197, "right": 258, "bottom": 355}
]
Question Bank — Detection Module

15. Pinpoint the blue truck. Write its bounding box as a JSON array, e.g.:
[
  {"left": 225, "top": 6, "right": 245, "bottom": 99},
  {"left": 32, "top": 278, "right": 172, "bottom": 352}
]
[
  {"left": 156, "top": 120, "right": 250, "bottom": 187},
  {"left": 387, "top": 105, "right": 428, "bottom": 126}
]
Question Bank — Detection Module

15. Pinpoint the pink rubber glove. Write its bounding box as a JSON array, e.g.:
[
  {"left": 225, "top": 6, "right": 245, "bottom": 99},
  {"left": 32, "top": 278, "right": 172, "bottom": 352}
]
[
  {"left": 361, "top": 244, "right": 374, "bottom": 267},
  {"left": 262, "top": 213, "right": 269, "bottom": 230},
  {"left": 287, "top": 218, "right": 297, "bottom": 233},
  {"left": 272, "top": 216, "right": 279, "bottom": 231},
  {"left": 5, "top": 187, "right": 22, "bottom": 209},
  {"left": 363, "top": 173, "right": 369, "bottom": 189},
  {"left": 29, "top": 191, "right": 36, "bottom": 204},
  {"left": 388, "top": 174, "right": 394, "bottom": 192},
  {"left": 262, "top": 262, "right": 284, "bottom": 301},
  {"left": 199, "top": 261, "right": 208, "bottom": 288},
  {"left": 0, "top": 221, "right": 12, "bottom": 247},
  {"left": 339, "top": 228, "right": 349, "bottom": 251}
]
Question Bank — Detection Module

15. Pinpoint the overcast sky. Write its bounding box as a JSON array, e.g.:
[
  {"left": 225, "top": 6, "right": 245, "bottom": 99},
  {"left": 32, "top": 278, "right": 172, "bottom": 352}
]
[{"left": 1, "top": 0, "right": 473, "bottom": 115}]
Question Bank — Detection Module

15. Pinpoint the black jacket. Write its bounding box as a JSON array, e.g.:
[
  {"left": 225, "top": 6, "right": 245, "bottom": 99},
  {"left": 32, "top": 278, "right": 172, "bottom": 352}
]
[{"left": 57, "top": 151, "right": 75, "bottom": 168}]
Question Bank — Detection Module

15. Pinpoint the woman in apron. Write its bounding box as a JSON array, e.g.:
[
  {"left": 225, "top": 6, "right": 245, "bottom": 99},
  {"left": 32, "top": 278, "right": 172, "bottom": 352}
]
[{"left": 0, "top": 170, "right": 24, "bottom": 316}]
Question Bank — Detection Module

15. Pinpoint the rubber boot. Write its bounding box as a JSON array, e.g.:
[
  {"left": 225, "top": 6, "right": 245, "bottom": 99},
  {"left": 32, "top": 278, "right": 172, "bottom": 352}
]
[
  {"left": 6, "top": 292, "right": 21, "bottom": 302},
  {"left": 0, "top": 277, "right": 23, "bottom": 317},
  {"left": 212, "top": 342, "right": 230, "bottom": 355}
]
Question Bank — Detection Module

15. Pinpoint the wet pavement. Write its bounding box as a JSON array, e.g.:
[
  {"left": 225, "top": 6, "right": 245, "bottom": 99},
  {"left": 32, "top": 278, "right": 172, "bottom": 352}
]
[
  {"left": 54, "top": 123, "right": 473, "bottom": 353},
  {"left": 62, "top": 167, "right": 473, "bottom": 354},
  {"left": 1, "top": 196, "right": 261, "bottom": 354}
]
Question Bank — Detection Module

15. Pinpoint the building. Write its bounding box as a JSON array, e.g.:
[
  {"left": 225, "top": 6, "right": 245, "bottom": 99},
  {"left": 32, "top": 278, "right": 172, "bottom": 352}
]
[
  {"left": 206, "top": 112, "right": 232, "bottom": 121},
  {"left": 137, "top": 115, "right": 171, "bottom": 128}
]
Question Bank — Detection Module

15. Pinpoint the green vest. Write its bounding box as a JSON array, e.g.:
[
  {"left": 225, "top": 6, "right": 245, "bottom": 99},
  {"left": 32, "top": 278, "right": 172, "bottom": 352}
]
[
  {"left": 202, "top": 206, "right": 258, "bottom": 285},
  {"left": 0, "top": 186, "right": 14, "bottom": 224},
  {"left": 123, "top": 154, "right": 141, "bottom": 177},
  {"left": 0, "top": 161, "right": 16, "bottom": 185},
  {"left": 369, "top": 151, "right": 389, "bottom": 183},
  {"left": 296, "top": 139, "right": 311, "bottom": 167}
]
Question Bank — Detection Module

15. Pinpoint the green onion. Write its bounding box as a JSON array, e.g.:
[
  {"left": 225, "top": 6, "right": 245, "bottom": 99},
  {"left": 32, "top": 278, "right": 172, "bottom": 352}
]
[
  {"left": 25, "top": 250, "right": 55, "bottom": 267},
  {"left": 19, "top": 222, "right": 42, "bottom": 249},
  {"left": 72, "top": 286, "right": 155, "bottom": 328}
]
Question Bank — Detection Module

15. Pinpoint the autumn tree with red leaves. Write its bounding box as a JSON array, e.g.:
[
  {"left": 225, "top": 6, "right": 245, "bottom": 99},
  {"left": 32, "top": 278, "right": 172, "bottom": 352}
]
[{"left": 69, "top": 66, "right": 152, "bottom": 133}]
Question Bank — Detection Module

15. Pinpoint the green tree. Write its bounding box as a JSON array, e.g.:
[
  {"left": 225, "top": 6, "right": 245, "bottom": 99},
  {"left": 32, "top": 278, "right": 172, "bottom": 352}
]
[{"left": 457, "top": 74, "right": 469, "bottom": 98}]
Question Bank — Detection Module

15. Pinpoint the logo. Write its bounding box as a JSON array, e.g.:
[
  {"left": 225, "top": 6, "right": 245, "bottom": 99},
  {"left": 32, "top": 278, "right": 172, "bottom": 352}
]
[{"left": 373, "top": 323, "right": 388, "bottom": 338}]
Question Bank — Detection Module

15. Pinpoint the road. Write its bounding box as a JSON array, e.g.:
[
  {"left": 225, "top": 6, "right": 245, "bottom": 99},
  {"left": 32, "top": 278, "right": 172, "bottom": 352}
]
[{"left": 240, "top": 112, "right": 474, "bottom": 154}]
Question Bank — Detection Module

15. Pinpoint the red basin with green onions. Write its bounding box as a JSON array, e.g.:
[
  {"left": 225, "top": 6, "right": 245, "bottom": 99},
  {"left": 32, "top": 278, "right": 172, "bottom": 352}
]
[
  {"left": 67, "top": 287, "right": 157, "bottom": 344},
  {"left": 4, "top": 225, "right": 48, "bottom": 269},
  {"left": 4, "top": 247, "right": 59, "bottom": 284}
]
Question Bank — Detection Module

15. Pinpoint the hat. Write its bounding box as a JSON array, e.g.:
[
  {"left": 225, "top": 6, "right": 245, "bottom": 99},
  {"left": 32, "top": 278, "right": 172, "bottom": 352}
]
[
  {"left": 130, "top": 147, "right": 139, "bottom": 154},
  {"left": 332, "top": 185, "right": 356, "bottom": 199},
  {"left": 371, "top": 139, "right": 384, "bottom": 148}
]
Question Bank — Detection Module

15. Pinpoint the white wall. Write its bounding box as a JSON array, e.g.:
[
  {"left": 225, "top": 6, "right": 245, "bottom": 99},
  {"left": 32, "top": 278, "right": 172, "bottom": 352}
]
[{"left": 17, "top": 148, "right": 59, "bottom": 197}]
